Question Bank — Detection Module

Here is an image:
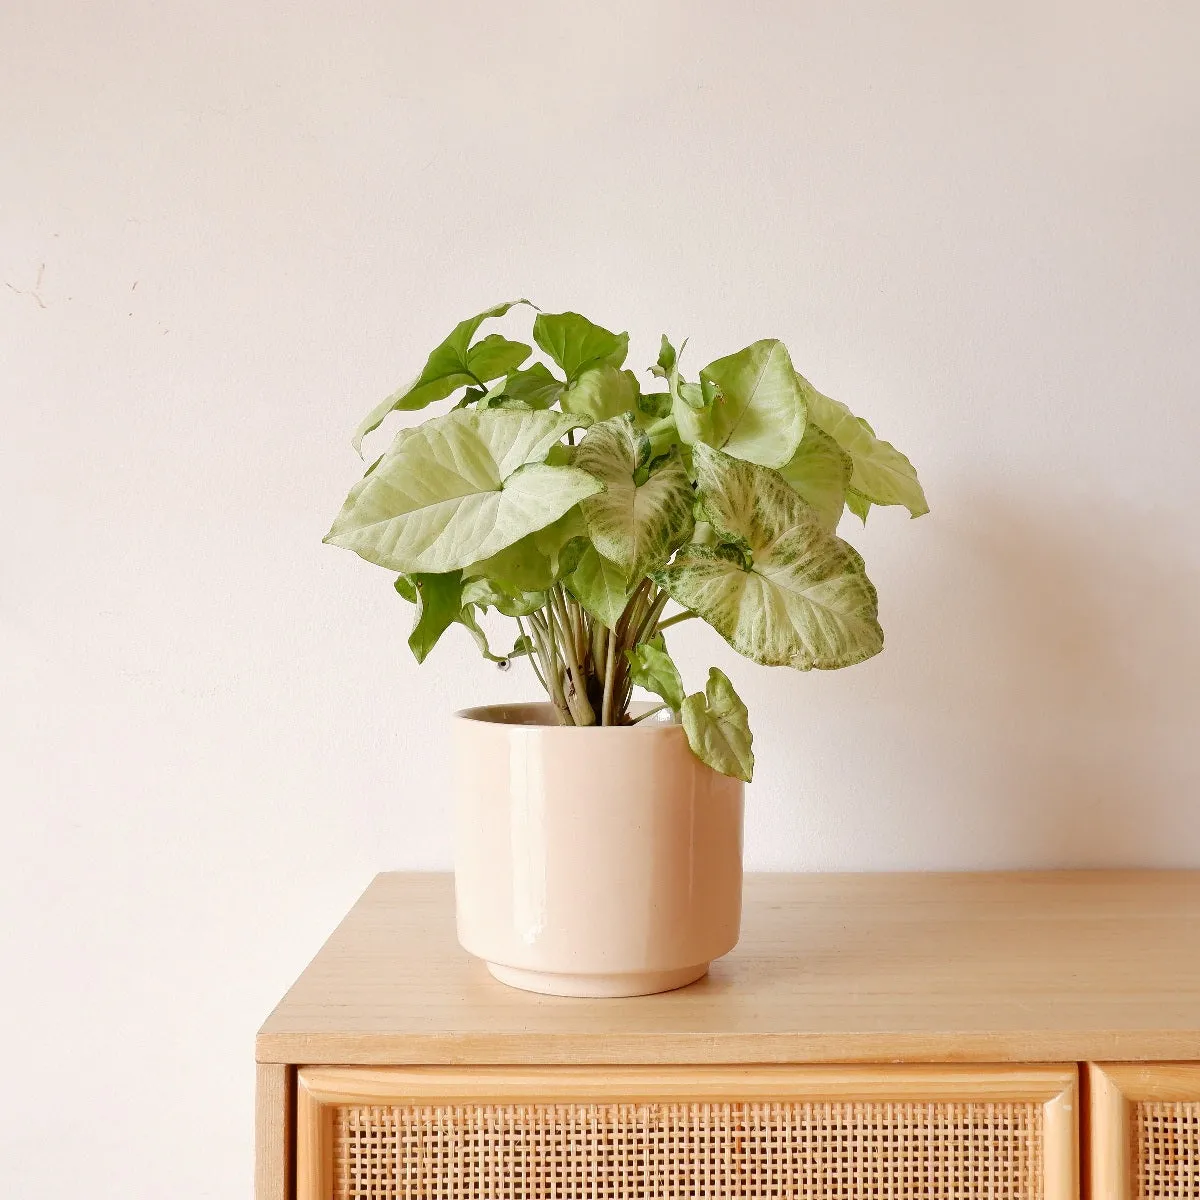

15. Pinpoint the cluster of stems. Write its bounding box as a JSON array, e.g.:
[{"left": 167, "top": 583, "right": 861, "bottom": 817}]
[{"left": 515, "top": 581, "right": 684, "bottom": 726}]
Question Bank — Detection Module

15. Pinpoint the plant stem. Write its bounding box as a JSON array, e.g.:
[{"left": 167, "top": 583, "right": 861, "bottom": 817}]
[
  {"left": 530, "top": 608, "right": 571, "bottom": 724},
  {"left": 656, "top": 609, "right": 697, "bottom": 633},
  {"left": 516, "top": 616, "right": 547, "bottom": 692},
  {"left": 593, "top": 623, "right": 609, "bottom": 682},
  {"left": 635, "top": 589, "right": 671, "bottom": 646},
  {"left": 631, "top": 703, "right": 668, "bottom": 724},
  {"left": 550, "top": 586, "right": 595, "bottom": 726},
  {"left": 601, "top": 627, "right": 617, "bottom": 726}
]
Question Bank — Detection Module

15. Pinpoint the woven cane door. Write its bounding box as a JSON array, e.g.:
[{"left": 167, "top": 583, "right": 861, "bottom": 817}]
[
  {"left": 1088, "top": 1064, "right": 1200, "bottom": 1200},
  {"left": 297, "top": 1065, "right": 1077, "bottom": 1200}
]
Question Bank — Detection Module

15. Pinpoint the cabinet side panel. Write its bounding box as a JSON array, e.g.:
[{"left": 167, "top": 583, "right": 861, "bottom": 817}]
[{"left": 255, "top": 1064, "right": 293, "bottom": 1200}]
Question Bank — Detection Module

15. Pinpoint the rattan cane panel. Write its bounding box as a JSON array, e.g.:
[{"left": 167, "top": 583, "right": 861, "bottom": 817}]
[
  {"left": 1136, "top": 1101, "right": 1200, "bottom": 1199},
  {"left": 333, "top": 1100, "right": 1043, "bottom": 1199}
]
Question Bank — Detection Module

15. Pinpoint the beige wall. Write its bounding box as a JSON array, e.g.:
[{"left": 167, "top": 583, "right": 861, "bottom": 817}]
[{"left": 4, "top": 1, "right": 1200, "bottom": 1195}]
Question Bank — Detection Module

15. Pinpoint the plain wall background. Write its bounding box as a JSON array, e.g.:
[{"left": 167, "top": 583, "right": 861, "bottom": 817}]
[{"left": 4, "top": 1, "right": 1200, "bottom": 1194}]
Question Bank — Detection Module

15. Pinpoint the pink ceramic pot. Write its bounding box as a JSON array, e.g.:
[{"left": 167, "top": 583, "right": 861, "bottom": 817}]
[{"left": 453, "top": 702, "right": 745, "bottom": 997}]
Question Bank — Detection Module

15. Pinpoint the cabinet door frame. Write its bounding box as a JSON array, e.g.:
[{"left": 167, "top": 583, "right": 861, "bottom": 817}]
[
  {"left": 298, "top": 1063, "right": 1077, "bottom": 1200},
  {"left": 1088, "top": 1062, "right": 1200, "bottom": 1200}
]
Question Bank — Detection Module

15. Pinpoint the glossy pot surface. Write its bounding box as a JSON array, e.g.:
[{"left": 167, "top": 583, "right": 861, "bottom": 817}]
[{"left": 454, "top": 703, "right": 745, "bottom": 997}]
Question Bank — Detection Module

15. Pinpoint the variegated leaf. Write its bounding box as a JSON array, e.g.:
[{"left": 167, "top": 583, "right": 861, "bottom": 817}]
[
  {"left": 573, "top": 414, "right": 695, "bottom": 581},
  {"left": 653, "top": 445, "right": 883, "bottom": 670}
]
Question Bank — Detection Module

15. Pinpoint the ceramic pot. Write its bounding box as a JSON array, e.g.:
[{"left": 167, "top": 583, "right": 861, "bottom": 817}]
[{"left": 453, "top": 702, "right": 744, "bottom": 997}]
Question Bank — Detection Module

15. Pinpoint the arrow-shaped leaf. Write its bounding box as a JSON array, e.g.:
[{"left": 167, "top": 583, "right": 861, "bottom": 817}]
[
  {"left": 681, "top": 667, "right": 754, "bottom": 782},
  {"left": 327, "top": 409, "right": 602, "bottom": 574},
  {"left": 573, "top": 414, "right": 694, "bottom": 582},
  {"left": 653, "top": 444, "right": 883, "bottom": 670},
  {"left": 804, "top": 384, "right": 928, "bottom": 517},
  {"left": 352, "top": 299, "right": 532, "bottom": 454},
  {"left": 697, "top": 339, "right": 807, "bottom": 468}
]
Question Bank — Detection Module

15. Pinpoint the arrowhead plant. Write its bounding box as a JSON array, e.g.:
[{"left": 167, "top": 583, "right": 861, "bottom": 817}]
[{"left": 325, "top": 303, "right": 927, "bottom": 782}]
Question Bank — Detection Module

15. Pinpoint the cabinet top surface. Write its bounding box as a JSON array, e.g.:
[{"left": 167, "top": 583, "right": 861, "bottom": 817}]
[{"left": 257, "top": 870, "right": 1200, "bottom": 1066}]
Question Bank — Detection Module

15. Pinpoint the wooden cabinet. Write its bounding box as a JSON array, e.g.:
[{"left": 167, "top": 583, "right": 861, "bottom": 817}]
[
  {"left": 257, "top": 871, "right": 1200, "bottom": 1199},
  {"left": 1089, "top": 1064, "right": 1200, "bottom": 1199}
]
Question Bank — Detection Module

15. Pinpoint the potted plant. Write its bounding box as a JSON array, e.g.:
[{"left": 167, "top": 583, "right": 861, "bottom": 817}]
[{"left": 325, "top": 301, "right": 927, "bottom": 996}]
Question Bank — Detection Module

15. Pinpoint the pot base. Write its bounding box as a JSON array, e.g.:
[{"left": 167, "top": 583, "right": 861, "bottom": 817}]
[{"left": 486, "top": 961, "right": 708, "bottom": 998}]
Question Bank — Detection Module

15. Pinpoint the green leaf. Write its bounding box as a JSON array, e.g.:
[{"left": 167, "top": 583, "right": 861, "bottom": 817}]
[
  {"left": 804, "top": 385, "right": 928, "bottom": 517},
  {"left": 351, "top": 299, "right": 532, "bottom": 454},
  {"left": 777, "top": 424, "right": 853, "bottom": 531},
  {"left": 460, "top": 577, "right": 546, "bottom": 618},
  {"left": 626, "top": 641, "right": 685, "bottom": 711},
  {"left": 394, "top": 571, "right": 464, "bottom": 664},
  {"left": 670, "top": 391, "right": 715, "bottom": 452},
  {"left": 464, "top": 334, "right": 531, "bottom": 383},
  {"left": 637, "top": 390, "right": 673, "bottom": 420},
  {"left": 501, "top": 362, "right": 566, "bottom": 410},
  {"left": 697, "top": 339, "right": 807, "bottom": 468},
  {"left": 474, "top": 378, "right": 508, "bottom": 407},
  {"left": 650, "top": 334, "right": 678, "bottom": 380},
  {"left": 533, "top": 312, "right": 629, "bottom": 381},
  {"left": 457, "top": 604, "right": 508, "bottom": 663},
  {"left": 653, "top": 445, "right": 883, "bottom": 670},
  {"left": 462, "top": 505, "right": 588, "bottom": 592},
  {"left": 680, "top": 668, "right": 754, "bottom": 782},
  {"left": 563, "top": 544, "right": 633, "bottom": 628},
  {"left": 677, "top": 380, "right": 714, "bottom": 411},
  {"left": 561, "top": 365, "right": 638, "bottom": 423},
  {"left": 845, "top": 489, "right": 872, "bottom": 524},
  {"left": 573, "top": 414, "right": 695, "bottom": 581},
  {"left": 326, "top": 408, "right": 602, "bottom": 574}
]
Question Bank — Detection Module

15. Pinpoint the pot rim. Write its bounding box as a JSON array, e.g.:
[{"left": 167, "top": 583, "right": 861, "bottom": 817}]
[{"left": 455, "top": 700, "right": 679, "bottom": 729}]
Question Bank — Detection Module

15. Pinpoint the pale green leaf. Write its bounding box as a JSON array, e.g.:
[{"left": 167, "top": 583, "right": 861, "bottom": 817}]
[
  {"left": 533, "top": 311, "right": 628, "bottom": 381},
  {"left": 681, "top": 667, "right": 754, "bottom": 782},
  {"left": 650, "top": 334, "right": 678, "bottom": 380},
  {"left": 804, "top": 385, "right": 928, "bottom": 517},
  {"left": 650, "top": 335, "right": 685, "bottom": 402},
  {"left": 845, "top": 488, "right": 872, "bottom": 524},
  {"left": 696, "top": 339, "right": 807, "bottom": 468},
  {"left": 563, "top": 544, "right": 633, "bottom": 628},
  {"left": 670, "top": 392, "right": 714, "bottom": 450},
  {"left": 676, "top": 380, "right": 711, "bottom": 411},
  {"left": 561, "top": 365, "right": 638, "bottom": 423},
  {"left": 351, "top": 299, "right": 531, "bottom": 454},
  {"left": 573, "top": 414, "right": 695, "bottom": 581},
  {"left": 457, "top": 604, "right": 508, "bottom": 663},
  {"left": 474, "top": 378, "right": 508, "bottom": 407},
  {"left": 653, "top": 445, "right": 883, "bottom": 670},
  {"left": 626, "top": 641, "right": 685, "bottom": 711},
  {"left": 326, "top": 409, "right": 601, "bottom": 574},
  {"left": 460, "top": 577, "right": 546, "bottom": 618},
  {"left": 777, "top": 424, "right": 853, "bottom": 531},
  {"left": 462, "top": 506, "right": 588, "bottom": 592}
]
